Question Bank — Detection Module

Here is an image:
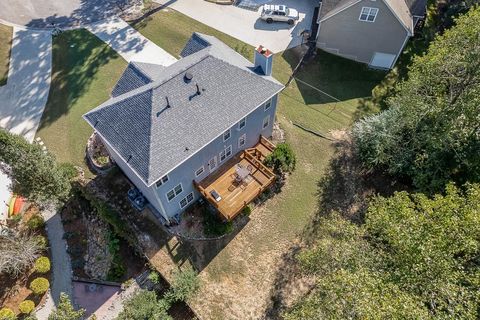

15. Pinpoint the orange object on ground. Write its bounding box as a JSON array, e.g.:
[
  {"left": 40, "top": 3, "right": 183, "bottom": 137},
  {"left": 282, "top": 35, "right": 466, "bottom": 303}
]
[
  {"left": 13, "top": 197, "right": 24, "bottom": 215},
  {"left": 8, "top": 196, "right": 16, "bottom": 217}
]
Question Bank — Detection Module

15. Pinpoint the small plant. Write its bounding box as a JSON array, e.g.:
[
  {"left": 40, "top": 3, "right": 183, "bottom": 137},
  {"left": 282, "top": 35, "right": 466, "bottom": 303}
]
[
  {"left": 202, "top": 208, "right": 233, "bottom": 236},
  {"left": 96, "top": 156, "right": 110, "bottom": 166},
  {"left": 264, "top": 143, "right": 296, "bottom": 173},
  {"left": 34, "top": 257, "right": 51, "bottom": 273},
  {"left": 18, "top": 300, "right": 35, "bottom": 314},
  {"left": 148, "top": 271, "right": 161, "bottom": 284},
  {"left": 35, "top": 235, "right": 48, "bottom": 250},
  {"left": 242, "top": 205, "right": 252, "bottom": 216},
  {"left": 58, "top": 162, "right": 78, "bottom": 180},
  {"left": 30, "top": 277, "right": 50, "bottom": 295},
  {"left": 0, "top": 307, "right": 16, "bottom": 320},
  {"left": 27, "top": 215, "right": 45, "bottom": 230}
]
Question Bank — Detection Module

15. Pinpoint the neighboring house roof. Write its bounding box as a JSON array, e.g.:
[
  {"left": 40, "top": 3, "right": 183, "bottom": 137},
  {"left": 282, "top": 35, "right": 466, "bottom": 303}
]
[
  {"left": 84, "top": 33, "right": 283, "bottom": 187},
  {"left": 319, "top": 0, "right": 426, "bottom": 35}
]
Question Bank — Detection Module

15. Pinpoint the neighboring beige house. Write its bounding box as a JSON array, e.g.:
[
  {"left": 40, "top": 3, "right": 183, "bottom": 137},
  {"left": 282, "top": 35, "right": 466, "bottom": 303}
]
[{"left": 316, "top": 0, "right": 426, "bottom": 69}]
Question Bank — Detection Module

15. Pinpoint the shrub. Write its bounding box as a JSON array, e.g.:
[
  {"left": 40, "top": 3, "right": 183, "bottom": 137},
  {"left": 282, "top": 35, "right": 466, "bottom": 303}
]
[
  {"left": 202, "top": 208, "right": 233, "bottom": 236},
  {"left": 27, "top": 215, "right": 45, "bottom": 230},
  {"left": 29, "top": 277, "right": 49, "bottom": 295},
  {"left": 148, "top": 271, "right": 160, "bottom": 284},
  {"left": 96, "top": 156, "right": 109, "bottom": 166},
  {"left": 58, "top": 162, "right": 78, "bottom": 180},
  {"left": 170, "top": 269, "right": 200, "bottom": 302},
  {"left": 34, "top": 235, "right": 48, "bottom": 250},
  {"left": 0, "top": 307, "right": 16, "bottom": 320},
  {"left": 48, "top": 293, "right": 84, "bottom": 320},
  {"left": 34, "top": 257, "right": 51, "bottom": 273},
  {"left": 242, "top": 205, "right": 252, "bottom": 216},
  {"left": 18, "top": 300, "right": 35, "bottom": 314},
  {"left": 264, "top": 143, "right": 296, "bottom": 173},
  {"left": 0, "top": 232, "right": 43, "bottom": 277}
]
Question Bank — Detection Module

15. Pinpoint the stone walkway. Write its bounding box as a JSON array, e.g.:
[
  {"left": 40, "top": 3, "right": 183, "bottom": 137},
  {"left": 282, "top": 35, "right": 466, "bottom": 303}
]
[
  {"left": 36, "top": 205, "right": 73, "bottom": 320},
  {"left": 0, "top": 27, "right": 52, "bottom": 143},
  {"left": 86, "top": 16, "right": 177, "bottom": 65}
]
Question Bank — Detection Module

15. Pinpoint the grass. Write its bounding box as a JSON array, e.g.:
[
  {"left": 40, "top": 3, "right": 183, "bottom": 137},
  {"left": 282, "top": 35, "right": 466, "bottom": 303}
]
[
  {"left": 0, "top": 24, "right": 12, "bottom": 85},
  {"left": 36, "top": 30, "right": 127, "bottom": 169},
  {"left": 130, "top": 8, "right": 387, "bottom": 318}
]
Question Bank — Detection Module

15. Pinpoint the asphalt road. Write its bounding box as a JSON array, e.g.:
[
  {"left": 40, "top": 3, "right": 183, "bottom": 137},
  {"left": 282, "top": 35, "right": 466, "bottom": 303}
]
[{"left": 0, "top": 0, "right": 138, "bottom": 28}]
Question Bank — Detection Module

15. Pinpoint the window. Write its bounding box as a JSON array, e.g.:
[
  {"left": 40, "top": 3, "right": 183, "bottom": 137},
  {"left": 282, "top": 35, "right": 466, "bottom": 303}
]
[
  {"left": 179, "top": 192, "right": 195, "bottom": 209},
  {"left": 359, "top": 7, "right": 378, "bottom": 22},
  {"left": 263, "top": 115, "right": 270, "bottom": 129},
  {"left": 238, "top": 134, "right": 246, "bottom": 148},
  {"left": 208, "top": 156, "right": 217, "bottom": 172},
  {"left": 238, "top": 117, "right": 246, "bottom": 130},
  {"left": 195, "top": 166, "right": 204, "bottom": 177},
  {"left": 219, "top": 145, "right": 232, "bottom": 162},
  {"left": 155, "top": 175, "right": 169, "bottom": 188},
  {"left": 264, "top": 99, "right": 272, "bottom": 111},
  {"left": 223, "top": 129, "right": 231, "bottom": 141},
  {"left": 166, "top": 183, "right": 183, "bottom": 201}
]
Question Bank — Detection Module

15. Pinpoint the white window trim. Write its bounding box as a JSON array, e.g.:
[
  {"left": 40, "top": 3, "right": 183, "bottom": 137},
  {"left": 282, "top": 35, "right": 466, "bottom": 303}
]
[
  {"left": 166, "top": 183, "right": 183, "bottom": 202},
  {"left": 195, "top": 166, "right": 205, "bottom": 177},
  {"left": 179, "top": 192, "right": 195, "bottom": 209},
  {"left": 238, "top": 117, "right": 246, "bottom": 130},
  {"left": 223, "top": 129, "right": 231, "bottom": 142},
  {"left": 264, "top": 99, "right": 272, "bottom": 111},
  {"left": 263, "top": 115, "right": 270, "bottom": 129},
  {"left": 238, "top": 133, "right": 246, "bottom": 148},
  {"left": 155, "top": 174, "right": 169, "bottom": 188},
  {"left": 208, "top": 156, "right": 217, "bottom": 172},
  {"left": 219, "top": 145, "right": 233, "bottom": 163},
  {"left": 359, "top": 7, "right": 378, "bottom": 22}
]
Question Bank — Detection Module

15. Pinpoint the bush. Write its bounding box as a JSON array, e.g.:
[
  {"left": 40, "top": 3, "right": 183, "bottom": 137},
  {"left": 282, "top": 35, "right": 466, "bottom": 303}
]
[
  {"left": 148, "top": 271, "right": 160, "bottom": 284},
  {"left": 58, "top": 163, "right": 78, "bottom": 180},
  {"left": 0, "top": 232, "right": 43, "bottom": 277},
  {"left": 169, "top": 269, "right": 200, "bottom": 302},
  {"left": 48, "top": 293, "right": 84, "bottom": 320},
  {"left": 117, "top": 290, "right": 171, "bottom": 320},
  {"left": 264, "top": 143, "right": 296, "bottom": 173},
  {"left": 18, "top": 300, "right": 35, "bottom": 314},
  {"left": 0, "top": 308, "right": 16, "bottom": 320},
  {"left": 34, "top": 235, "right": 48, "bottom": 250},
  {"left": 96, "top": 156, "right": 109, "bottom": 166},
  {"left": 34, "top": 257, "right": 51, "bottom": 273},
  {"left": 202, "top": 208, "right": 233, "bottom": 236},
  {"left": 27, "top": 215, "right": 45, "bottom": 230},
  {"left": 242, "top": 205, "right": 252, "bottom": 216},
  {"left": 29, "top": 277, "right": 49, "bottom": 295}
]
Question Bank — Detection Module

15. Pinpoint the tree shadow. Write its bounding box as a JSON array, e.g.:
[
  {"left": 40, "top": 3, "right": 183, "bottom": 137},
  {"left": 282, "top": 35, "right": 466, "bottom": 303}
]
[
  {"left": 35, "top": 28, "right": 124, "bottom": 130},
  {"left": 263, "top": 132, "right": 407, "bottom": 318},
  {"left": 23, "top": 0, "right": 138, "bottom": 29},
  {"left": 293, "top": 50, "right": 387, "bottom": 104}
]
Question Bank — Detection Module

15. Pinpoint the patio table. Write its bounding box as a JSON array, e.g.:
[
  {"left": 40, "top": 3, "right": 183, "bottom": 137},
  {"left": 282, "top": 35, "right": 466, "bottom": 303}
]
[{"left": 235, "top": 165, "right": 250, "bottom": 181}]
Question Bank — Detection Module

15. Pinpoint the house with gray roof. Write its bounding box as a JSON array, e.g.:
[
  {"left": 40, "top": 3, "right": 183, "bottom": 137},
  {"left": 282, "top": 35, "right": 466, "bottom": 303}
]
[
  {"left": 84, "top": 33, "right": 283, "bottom": 224},
  {"left": 316, "top": 0, "right": 427, "bottom": 69}
]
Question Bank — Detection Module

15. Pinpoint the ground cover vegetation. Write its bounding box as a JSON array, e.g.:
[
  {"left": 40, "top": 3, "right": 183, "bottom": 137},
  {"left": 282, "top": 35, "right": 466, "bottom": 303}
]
[{"left": 283, "top": 6, "right": 480, "bottom": 320}]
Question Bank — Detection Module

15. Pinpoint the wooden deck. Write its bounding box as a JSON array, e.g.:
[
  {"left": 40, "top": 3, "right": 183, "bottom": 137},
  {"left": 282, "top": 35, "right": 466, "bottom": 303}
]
[{"left": 195, "top": 136, "right": 276, "bottom": 221}]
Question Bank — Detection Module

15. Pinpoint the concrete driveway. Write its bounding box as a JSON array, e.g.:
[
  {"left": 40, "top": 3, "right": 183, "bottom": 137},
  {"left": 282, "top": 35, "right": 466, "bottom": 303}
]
[
  {"left": 155, "top": 0, "right": 318, "bottom": 53},
  {"left": 0, "top": 0, "right": 140, "bottom": 28}
]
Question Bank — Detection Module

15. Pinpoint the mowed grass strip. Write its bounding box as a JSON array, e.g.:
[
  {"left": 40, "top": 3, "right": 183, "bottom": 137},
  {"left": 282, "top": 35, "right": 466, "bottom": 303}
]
[
  {"left": 36, "top": 29, "right": 127, "bottom": 169},
  {"left": 0, "top": 23, "right": 13, "bottom": 85}
]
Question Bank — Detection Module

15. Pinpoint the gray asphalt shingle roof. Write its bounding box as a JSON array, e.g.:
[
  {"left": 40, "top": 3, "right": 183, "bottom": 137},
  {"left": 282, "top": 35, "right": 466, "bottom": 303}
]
[{"left": 84, "top": 35, "right": 283, "bottom": 186}]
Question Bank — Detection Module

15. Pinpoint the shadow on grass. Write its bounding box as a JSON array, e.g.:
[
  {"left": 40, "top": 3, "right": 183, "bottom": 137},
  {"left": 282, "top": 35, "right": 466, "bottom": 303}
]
[
  {"left": 263, "top": 133, "right": 406, "bottom": 319},
  {"left": 37, "top": 29, "right": 121, "bottom": 131},
  {"left": 281, "top": 49, "right": 387, "bottom": 105}
]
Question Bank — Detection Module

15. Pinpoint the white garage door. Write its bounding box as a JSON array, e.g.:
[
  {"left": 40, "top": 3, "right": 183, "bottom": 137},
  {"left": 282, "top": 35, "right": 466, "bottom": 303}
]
[{"left": 370, "top": 52, "right": 396, "bottom": 69}]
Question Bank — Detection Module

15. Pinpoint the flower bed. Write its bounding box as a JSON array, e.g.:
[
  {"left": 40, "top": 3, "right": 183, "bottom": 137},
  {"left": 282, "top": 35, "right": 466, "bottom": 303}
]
[{"left": 86, "top": 132, "right": 114, "bottom": 173}]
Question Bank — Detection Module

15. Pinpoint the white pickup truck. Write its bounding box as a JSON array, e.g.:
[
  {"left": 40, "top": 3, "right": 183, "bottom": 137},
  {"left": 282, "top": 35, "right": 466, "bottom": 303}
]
[{"left": 260, "top": 4, "right": 299, "bottom": 25}]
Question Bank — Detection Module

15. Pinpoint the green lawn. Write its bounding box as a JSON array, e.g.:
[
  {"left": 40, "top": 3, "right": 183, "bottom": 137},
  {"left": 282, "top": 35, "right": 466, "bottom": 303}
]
[
  {"left": 131, "top": 8, "right": 386, "bottom": 318},
  {"left": 0, "top": 24, "right": 12, "bottom": 85},
  {"left": 36, "top": 30, "right": 127, "bottom": 169}
]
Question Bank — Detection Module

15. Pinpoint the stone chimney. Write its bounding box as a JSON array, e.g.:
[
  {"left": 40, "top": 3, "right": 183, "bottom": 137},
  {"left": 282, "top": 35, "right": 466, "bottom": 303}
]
[{"left": 254, "top": 45, "right": 273, "bottom": 76}]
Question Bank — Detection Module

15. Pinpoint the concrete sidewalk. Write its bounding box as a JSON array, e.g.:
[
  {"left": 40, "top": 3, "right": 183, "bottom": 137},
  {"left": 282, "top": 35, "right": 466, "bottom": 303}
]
[
  {"left": 86, "top": 17, "right": 177, "bottom": 65},
  {"left": 0, "top": 27, "right": 52, "bottom": 143},
  {"left": 154, "top": 0, "right": 317, "bottom": 53}
]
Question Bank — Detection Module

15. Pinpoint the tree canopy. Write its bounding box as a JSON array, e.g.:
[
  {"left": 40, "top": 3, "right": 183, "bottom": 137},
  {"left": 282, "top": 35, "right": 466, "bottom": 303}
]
[
  {"left": 352, "top": 7, "right": 480, "bottom": 192},
  {"left": 285, "top": 183, "right": 480, "bottom": 319},
  {"left": 0, "top": 129, "right": 72, "bottom": 202}
]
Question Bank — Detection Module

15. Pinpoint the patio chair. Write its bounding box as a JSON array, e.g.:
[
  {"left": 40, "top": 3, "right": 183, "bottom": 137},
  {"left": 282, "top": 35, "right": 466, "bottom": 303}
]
[{"left": 228, "top": 184, "right": 236, "bottom": 192}]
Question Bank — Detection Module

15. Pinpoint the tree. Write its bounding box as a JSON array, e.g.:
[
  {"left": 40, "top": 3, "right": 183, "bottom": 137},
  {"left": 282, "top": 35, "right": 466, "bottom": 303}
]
[
  {"left": 0, "top": 129, "right": 72, "bottom": 202},
  {"left": 167, "top": 268, "right": 200, "bottom": 303},
  {"left": 0, "top": 231, "right": 43, "bottom": 277},
  {"left": 264, "top": 143, "right": 296, "bottom": 173},
  {"left": 48, "top": 293, "right": 84, "bottom": 320},
  {"left": 352, "top": 7, "right": 480, "bottom": 192},
  {"left": 117, "top": 290, "right": 171, "bottom": 320}
]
